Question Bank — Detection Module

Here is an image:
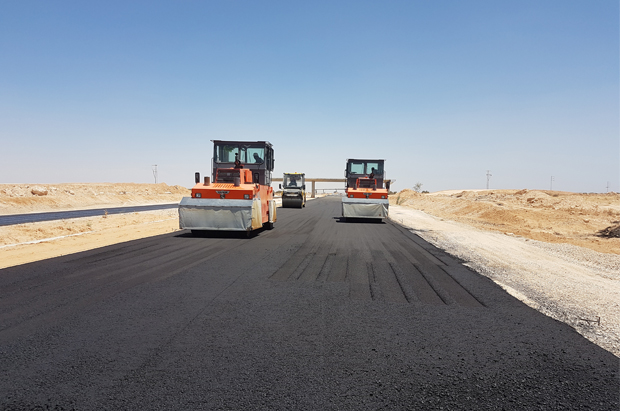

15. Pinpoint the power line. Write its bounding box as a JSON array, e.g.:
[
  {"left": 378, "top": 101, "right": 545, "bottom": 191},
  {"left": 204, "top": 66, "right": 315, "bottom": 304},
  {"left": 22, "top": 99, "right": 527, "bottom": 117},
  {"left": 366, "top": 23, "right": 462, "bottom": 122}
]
[{"left": 550, "top": 176, "right": 554, "bottom": 191}]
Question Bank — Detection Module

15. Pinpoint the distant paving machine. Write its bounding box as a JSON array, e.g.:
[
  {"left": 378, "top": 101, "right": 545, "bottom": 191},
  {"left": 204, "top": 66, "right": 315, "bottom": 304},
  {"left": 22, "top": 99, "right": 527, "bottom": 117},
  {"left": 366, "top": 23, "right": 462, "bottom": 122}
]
[
  {"left": 179, "top": 140, "right": 277, "bottom": 235},
  {"left": 342, "top": 159, "right": 390, "bottom": 220},
  {"left": 280, "top": 173, "right": 306, "bottom": 208}
]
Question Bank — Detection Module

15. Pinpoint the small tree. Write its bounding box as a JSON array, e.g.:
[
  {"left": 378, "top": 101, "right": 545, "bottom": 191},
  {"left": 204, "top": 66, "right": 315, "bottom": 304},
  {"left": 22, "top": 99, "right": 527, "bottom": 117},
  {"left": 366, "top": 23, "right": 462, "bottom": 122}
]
[{"left": 413, "top": 182, "right": 423, "bottom": 193}]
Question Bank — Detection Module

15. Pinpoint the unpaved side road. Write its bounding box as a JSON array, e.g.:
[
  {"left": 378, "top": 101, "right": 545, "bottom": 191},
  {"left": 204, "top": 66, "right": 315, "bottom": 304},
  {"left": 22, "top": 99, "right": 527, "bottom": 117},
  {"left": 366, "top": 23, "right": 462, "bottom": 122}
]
[{"left": 390, "top": 205, "right": 620, "bottom": 358}]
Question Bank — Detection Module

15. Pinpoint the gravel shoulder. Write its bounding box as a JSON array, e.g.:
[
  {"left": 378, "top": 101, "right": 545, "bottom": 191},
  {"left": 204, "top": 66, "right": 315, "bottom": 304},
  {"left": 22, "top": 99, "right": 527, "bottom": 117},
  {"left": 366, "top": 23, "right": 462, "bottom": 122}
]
[{"left": 389, "top": 205, "right": 620, "bottom": 357}]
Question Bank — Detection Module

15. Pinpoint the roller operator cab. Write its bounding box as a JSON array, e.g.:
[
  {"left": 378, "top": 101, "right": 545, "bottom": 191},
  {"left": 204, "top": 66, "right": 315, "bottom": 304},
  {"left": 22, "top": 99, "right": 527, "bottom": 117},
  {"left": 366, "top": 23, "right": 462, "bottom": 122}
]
[
  {"left": 342, "top": 159, "right": 390, "bottom": 220},
  {"left": 280, "top": 173, "right": 306, "bottom": 208},
  {"left": 178, "top": 141, "right": 277, "bottom": 235}
]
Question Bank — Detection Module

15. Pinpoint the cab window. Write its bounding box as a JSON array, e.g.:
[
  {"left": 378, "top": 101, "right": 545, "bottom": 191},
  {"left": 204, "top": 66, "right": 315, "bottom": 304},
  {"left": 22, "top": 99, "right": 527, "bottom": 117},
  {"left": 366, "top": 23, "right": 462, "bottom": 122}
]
[
  {"left": 349, "top": 161, "right": 365, "bottom": 174},
  {"left": 215, "top": 144, "right": 238, "bottom": 163},
  {"left": 247, "top": 147, "right": 265, "bottom": 164},
  {"left": 366, "top": 162, "right": 383, "bottom": 175}
]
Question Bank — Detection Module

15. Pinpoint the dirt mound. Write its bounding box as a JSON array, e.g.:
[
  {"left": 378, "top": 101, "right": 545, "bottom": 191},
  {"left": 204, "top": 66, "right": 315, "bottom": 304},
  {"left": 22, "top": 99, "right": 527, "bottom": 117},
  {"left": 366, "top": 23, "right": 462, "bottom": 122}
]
[{"left": 390, "top": 189, "right": 620, "bottom": 255}]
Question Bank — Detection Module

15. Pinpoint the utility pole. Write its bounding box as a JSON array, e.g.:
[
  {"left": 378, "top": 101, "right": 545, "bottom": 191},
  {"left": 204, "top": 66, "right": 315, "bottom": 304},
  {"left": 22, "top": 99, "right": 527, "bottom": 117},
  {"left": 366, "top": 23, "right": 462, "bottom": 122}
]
[
  {"left": 486, "top": 170, "right": 492, "bottom": 189},
  {"left": 152, "top": 165, "right": 158, "bottom": 184},
  {"left": 607, "top": 181, "right": 610, "bottom": 193},
  {"left": 550, "top": 176, "right": 554, "bottom": 191}
]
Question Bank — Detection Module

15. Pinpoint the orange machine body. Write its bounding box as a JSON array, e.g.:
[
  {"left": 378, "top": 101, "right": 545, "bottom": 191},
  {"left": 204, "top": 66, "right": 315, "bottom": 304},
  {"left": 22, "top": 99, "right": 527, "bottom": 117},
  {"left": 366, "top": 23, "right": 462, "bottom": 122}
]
[
  {"left": 344, "top": 177, "right": 389, "bottom": 200},
  {"left": 178, "top": 140, "right": 276, "bottom": 234},
  {"left": 342, "top": 158, "right": 389, "bottom": 220},
  {"left": 190, "top": 168, "right": 274, "bottom": 225}
]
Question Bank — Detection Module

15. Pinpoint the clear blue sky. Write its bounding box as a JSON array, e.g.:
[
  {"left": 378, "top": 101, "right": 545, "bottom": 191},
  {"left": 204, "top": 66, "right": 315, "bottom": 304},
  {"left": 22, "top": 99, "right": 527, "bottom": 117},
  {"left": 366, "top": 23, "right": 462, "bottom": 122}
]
[{"left": 1, "top": 0, "right": 618, "bottom": 193}]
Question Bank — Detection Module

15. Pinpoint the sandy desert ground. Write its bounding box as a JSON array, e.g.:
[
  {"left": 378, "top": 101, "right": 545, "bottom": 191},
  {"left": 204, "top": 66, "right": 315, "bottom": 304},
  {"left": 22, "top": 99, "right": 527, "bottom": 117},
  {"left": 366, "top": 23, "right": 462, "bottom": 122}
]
[
  {"left": 392, "top": 188, "right": 620, "bottom": 255},
  {"left": 0, "top": 183, "right": 189, "bottom": 268},
  {"left": 1, "top": 183, "right": 619, "bottom": 356}
]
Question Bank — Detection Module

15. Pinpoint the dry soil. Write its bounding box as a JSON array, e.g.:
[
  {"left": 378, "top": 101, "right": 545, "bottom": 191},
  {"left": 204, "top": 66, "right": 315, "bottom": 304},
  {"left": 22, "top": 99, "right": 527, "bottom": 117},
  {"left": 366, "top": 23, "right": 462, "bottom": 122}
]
[
  {"left": 0, "top": 183, "right": 189, "bottom": 268},
  {"left": 392, "top": 188, "right": 620, "bottom": 255}
]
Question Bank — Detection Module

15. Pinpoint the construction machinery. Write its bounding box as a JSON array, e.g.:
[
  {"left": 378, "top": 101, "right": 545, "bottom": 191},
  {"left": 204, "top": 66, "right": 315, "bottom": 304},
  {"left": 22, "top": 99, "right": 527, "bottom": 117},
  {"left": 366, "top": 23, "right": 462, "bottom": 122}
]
[
  {"left": 179, "top": 140, "right": 277, "bottom": 235},
  {"left": 280, "top": 173, "right": 306, "bottom": 208},
  {"left": 342, "top": 159, "right": 390, "bottom": 220}
]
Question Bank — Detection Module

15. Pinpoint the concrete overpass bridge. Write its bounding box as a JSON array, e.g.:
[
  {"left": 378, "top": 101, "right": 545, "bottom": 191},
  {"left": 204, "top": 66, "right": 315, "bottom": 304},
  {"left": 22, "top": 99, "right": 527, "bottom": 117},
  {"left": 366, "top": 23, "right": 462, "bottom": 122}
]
[
  {"left": 272, "top": 178, "right": 344, "bottom": 198},
  {"left": 272, "top": 178, "right": 393, "bottom": 198}
]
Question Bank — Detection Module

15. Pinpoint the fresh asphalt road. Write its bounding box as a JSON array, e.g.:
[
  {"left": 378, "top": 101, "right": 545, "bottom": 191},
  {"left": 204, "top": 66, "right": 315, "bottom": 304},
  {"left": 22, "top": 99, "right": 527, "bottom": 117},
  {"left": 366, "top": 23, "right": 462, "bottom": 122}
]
[{"left": 0, "top": 196, "right": 617, "bottom": 410}]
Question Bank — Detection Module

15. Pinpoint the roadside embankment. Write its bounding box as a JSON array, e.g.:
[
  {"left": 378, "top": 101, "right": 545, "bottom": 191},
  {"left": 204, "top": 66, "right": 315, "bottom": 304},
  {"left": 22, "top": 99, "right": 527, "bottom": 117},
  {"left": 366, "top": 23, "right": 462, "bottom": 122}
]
[
  {"left": 0, "top": 182, "right": 189, "bottom": 215},
  {"left": 390, "top": 189, "right": 620, "bottom": 255}
]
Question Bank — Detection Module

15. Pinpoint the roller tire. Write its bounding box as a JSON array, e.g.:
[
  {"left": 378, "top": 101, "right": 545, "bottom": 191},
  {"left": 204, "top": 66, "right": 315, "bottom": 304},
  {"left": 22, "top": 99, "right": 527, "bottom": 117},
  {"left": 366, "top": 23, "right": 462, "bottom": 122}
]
[{"left": 282, "top": 196, "right": 303, "bottom": 208}]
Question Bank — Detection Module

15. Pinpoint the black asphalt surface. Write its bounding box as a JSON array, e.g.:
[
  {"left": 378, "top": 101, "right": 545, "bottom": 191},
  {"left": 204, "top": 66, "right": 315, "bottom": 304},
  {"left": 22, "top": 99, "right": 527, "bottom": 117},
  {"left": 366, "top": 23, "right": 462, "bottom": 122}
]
[
  {"left": 0, "top": 203, "right": 179, "bottom": 226},
  {"left": 0, "top": 196, "right": 618, "bottom": 410}
]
